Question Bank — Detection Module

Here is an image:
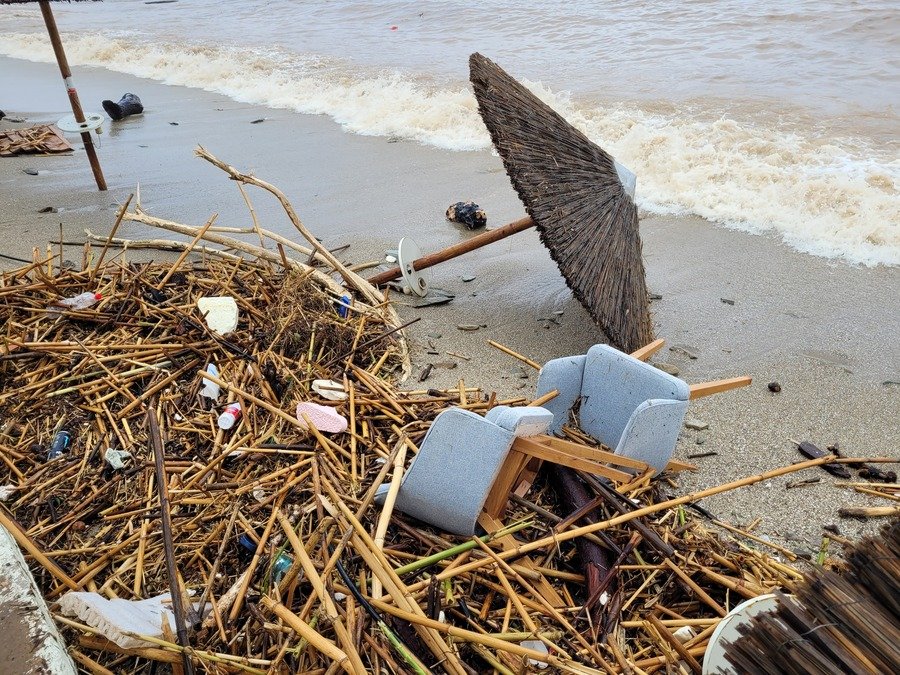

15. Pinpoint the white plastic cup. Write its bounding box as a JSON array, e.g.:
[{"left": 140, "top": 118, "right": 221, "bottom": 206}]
[{"left": 217, "top": 402, "right": 241, "bottom": 430}]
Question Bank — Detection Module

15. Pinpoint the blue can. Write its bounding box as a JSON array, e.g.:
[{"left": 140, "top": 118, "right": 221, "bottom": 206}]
[{"left": 47, "top": 431, "right": 70, "bottom": 461}]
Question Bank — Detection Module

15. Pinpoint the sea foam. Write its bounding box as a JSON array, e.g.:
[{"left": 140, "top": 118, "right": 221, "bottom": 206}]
[{"left": 2, "top": 31, "right": 897, "bottom": 266}]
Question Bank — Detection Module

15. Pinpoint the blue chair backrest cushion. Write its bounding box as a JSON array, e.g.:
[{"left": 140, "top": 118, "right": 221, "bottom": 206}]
[{"left": 579, "top": 344, "right": 689, "bottom": 448}]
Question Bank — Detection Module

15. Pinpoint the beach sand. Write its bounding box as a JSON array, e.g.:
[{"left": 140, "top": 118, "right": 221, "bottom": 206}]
[{"left": 2, "top": 57, "right": 898, "bottom": 556}]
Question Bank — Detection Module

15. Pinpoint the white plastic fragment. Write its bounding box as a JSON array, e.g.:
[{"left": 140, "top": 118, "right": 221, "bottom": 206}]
[
  {"left": 673, "top": 625, "right": 697, "bottom": 643},
  {"left": 197, "top": 296, "right": 238, "bottom": 334},
  {"left": 58, "top": 591, "right": 207, "bottom": 649},
  {"left": 201, "top": 363, "right": 221, "bottom": 400},
  {"left": 521, "top": 640, "right": 549, "bottom": 669},
  {"left": 312, "top": 379, "right": 348, "bottom": 401},
  {"left": 0, "top": 484, "right": 17, "bottom": 501},
  {"left": 104, "top": 448, "right": 132, "bottom": 470}
]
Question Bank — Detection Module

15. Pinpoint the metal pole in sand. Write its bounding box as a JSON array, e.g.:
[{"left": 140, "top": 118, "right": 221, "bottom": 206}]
[{"left": 38, "top": 1, "right": 107, "bottom": 191}]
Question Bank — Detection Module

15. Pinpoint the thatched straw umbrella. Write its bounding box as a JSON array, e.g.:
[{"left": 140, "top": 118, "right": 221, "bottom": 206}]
[
  {"left": 1, "top": 0, "right": 106, "bottom": 190},
  {"left": 370, "top": 54, "right": 652, "bottom": 352},
  {"left": 469, "top": 52, "right": 652, "bottom": 353}
]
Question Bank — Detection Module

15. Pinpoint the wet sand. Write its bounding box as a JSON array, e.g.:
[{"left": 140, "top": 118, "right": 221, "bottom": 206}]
[{"left": 2, "top": 57, "right": 898, "bottom": 554}]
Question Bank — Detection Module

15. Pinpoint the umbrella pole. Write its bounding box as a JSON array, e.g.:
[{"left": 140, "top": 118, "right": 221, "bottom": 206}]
[
  {"left": 38, "top": 0, "right": 107, "bottom": 191},
  {"left": 368, "top": 215, "right": 534, "bottom": 284}
]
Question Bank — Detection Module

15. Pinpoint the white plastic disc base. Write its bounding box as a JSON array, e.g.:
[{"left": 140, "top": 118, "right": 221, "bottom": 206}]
[
  {"left": 57, "top": 113, "right": 104, "bottom": 134},
  {"left": 397, "top": 237, "right": 429, "bottom": 297}
]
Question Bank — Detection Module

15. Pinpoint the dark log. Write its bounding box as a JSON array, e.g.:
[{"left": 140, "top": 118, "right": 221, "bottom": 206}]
[{"left": 549, "top": 465, "right": 613, "bottom": 638}]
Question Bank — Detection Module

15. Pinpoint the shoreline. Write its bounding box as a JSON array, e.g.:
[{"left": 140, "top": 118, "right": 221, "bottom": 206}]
[{"left": 1, "top": 56, "right": 898, "bottom": 552}]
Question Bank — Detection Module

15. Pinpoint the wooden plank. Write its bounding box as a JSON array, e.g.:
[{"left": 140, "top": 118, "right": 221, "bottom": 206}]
[
  {"left": 630, "top": 338, "right": 665, "bottom": 362},
  {"left": 512, "top": 437, "right": 633, "bottom": 483},
  {"left": 689, "top": 376, "right": 752, "bottom": 399},
  {"left": 536, "top": 435, "right": 649, "bottom": 470},
  {"left": 483, "top": 449, "right": 531, "bottom": 519},
  {"left": 537, "top": 435, "right": 696, "bottom": 473}
]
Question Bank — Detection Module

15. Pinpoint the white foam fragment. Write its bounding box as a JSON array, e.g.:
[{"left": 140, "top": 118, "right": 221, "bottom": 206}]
[
  {"left": 58, "top": 592, "right": 205, "bottom": 649},
  {"left": 197, "top": 297, "right": 238, "bottom": 335}
]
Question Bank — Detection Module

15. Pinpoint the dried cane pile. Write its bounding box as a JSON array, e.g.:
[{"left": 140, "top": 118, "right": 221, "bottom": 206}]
[
  {"left": 0, "top": 249, "right": 854, "bottom": 675},
  {"left": 1, "top": 151, "right": 896, "bottom": 674}
]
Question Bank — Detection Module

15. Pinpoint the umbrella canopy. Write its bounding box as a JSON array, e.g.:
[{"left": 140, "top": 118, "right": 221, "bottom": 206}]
[{"left": 469, "top": 52, "right": 653, "bottom": 354}]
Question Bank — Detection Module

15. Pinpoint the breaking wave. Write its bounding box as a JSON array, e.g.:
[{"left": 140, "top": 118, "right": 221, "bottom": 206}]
[{"left": 1, "top": 31, "right": 897, "bottom": 266}]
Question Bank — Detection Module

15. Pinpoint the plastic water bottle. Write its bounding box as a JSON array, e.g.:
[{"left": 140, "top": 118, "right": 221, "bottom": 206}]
[
  {"left": 54, "top": 292, "right": 102, "bottom": 311},
  {"left": 47, "top": 431, "right": 70, "bottom": 461},
  {"left": 271, "top": 553, "right": 293, "bottom": 583},
  {"left": 200, "top": 363, "right": 220, "bottom": 400},
  {"left": 217, "top": 402, "right": 241, "bottom": 430}
]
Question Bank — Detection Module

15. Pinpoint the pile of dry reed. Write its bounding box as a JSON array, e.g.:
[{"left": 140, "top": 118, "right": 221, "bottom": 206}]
[{"left": 1, "top": 150, "right": 895, "bottom": 674}]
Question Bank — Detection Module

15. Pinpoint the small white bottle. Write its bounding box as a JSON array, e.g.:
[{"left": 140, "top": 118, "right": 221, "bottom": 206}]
[{"left": 217, "top": 402, "right": 241, "bottom": 430}]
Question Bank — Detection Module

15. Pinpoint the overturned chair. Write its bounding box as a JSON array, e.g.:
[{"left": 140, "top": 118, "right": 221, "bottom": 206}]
[{"left": 377, "top": 340, "right": 749, "bottom": 536}]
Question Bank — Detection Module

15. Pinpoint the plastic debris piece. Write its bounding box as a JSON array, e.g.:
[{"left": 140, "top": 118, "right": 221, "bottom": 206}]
[
  {"left": 200, "top": 363, "right": 221, "bottom": 400},
  {"left": 104, "top": 448, "right": 131, "bottom": 470},
  {"left": 46, "top": 430, "right": 71, "bottom": 461},
  {"left": 521, "top": 640, "right": 549, "bottom": 669},
  {"left": 197, "top": 296, "right": 238, "bottom": 334},
  {"left": 51, "top": 292, "right": 102, "bottom": 313},
  {"left": 0, "top": 485, "right": 17, "bottom": 501},
  {"left": 58, "top": 591, "right": 206, "bottom": 649},
  {"left": 218, "top": 402, "right": 241, "bottom": 430},
  {"left": 336, "top": 294, "right": 352, "bottom": 318},
  {"left": 312, "top": 379, "right": 348, "bottom": 401},
  {"left": 296, "top": 402, "right": 348, "bottom": 433}
]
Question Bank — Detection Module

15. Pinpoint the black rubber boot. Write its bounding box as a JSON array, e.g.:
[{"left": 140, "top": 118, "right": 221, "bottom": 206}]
[{"left": 102, "top": 93, "right": 144, "bottom": 121}]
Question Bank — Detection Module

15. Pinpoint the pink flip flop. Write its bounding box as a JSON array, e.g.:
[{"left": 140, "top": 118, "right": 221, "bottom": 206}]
[{"left": 296, "top": 402, "right": 348, "bottom": 434}]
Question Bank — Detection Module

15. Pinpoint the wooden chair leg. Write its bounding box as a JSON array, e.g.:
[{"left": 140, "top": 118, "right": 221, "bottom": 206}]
[{"left": 482, "top": 449, "right": 531, "bottom": 519}]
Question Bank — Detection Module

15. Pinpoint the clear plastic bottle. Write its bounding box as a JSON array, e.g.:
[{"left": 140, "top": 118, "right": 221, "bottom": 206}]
[
  {"left": 217, "top": 402, "right": 241, "bottom": 430},
  {"left": 53, "top": 292, "right": 102, "bottom": 311}
]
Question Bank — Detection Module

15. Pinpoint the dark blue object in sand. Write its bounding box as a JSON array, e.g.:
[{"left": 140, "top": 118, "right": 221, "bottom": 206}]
[{"left": 446, "top": 201, "right": 487, "bottom": 230}]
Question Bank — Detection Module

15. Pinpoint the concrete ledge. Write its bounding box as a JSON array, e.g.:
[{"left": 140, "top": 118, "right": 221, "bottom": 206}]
[{"left": 0, "top": 524, "right": 77, "bottom": 674}]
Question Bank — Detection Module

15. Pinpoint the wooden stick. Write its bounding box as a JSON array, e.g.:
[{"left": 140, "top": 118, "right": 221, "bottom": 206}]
[
  {"left": 487, "top": 340, "right": 542, "bottom": 370},
  {"left": 91, "top": 194, "right": 132, "bottom": 279},
  {"left": 261, "top": 598, "right": 353, "bottom": 672},
  {"left": 155, "top": 213, "right": 217, "bottom": 289},
  {"left": 689, "top": 376, "right": 752, "bottom": 400},
  {"left": 663, "top": 559, "right": 727, "bottom": 617},
  {"left": 414, "top": 455, "right": 882, "bottom": 586},
  {"left": 368, "top": 216, "right": 535, "bottom": 284},
  {"left": 275, "top": 512, "right": 367, "bottom": 674},
  {"left": 147, "top": 409, "right": 195, "bottom": 675},
  {"left": 646, "top": 614, "right": 703, "bottom": 674},
  {"left": 371, "top": 438, "right": 409, "bottom": 600},
  {"left": 630, "top": 338, "right": 665, "bottom": 362}
]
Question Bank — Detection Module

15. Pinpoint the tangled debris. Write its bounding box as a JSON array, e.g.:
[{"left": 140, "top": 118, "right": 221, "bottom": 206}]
[{"left": 1, "top": 153, "right": 897, "bottom": 673}]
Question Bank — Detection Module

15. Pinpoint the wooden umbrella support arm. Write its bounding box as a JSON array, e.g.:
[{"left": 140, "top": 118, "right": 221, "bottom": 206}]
[{"left": 367, "top": 216, "right": 534, "bottom": 284}]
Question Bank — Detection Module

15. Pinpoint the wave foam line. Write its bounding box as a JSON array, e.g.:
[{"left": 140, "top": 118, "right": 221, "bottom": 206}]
[{"left": 2, "top": 31, "right": 897, "bottom": 266}]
